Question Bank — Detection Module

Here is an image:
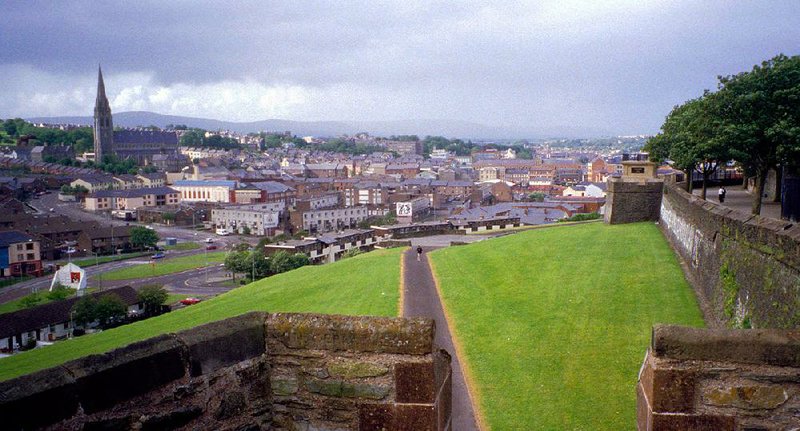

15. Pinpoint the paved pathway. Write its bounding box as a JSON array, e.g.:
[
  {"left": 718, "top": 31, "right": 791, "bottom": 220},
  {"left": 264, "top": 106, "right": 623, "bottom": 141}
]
[
  {"left": 692, "top": 186, "right": 782, "bottom": 219},
  {"left": 402, "top": 247, "right": 480, "bottom": 431}
]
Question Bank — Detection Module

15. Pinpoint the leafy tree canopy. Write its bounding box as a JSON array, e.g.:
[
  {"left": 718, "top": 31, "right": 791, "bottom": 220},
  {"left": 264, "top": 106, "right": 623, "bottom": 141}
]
[{"left": 130, "top": 226, "right": 159, "bottom": 250}]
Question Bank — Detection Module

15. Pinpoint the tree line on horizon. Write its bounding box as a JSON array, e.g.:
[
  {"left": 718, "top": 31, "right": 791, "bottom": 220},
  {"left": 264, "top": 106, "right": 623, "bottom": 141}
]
[{"left": 645, "top": 54, "right": 800, "bottom": 216}]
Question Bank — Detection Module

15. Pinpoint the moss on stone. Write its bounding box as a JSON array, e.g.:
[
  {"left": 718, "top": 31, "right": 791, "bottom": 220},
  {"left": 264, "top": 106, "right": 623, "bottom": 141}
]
[{"left": 327, "top": 360, "right": 388, "bottom": 379}]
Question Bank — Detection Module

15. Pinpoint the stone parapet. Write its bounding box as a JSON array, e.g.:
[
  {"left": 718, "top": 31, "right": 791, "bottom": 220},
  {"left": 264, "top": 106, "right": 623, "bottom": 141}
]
[
  {"left": 0, "top": 312, "right": 451, "bottom": 431},
  {"left": 604, "top": 178, "right": 664, "bottom": 224},
  {"left": 637, "top": 325, "right": 800, "bottom": 431},
  {"left": 659, "top": 182, "right": 800, "bottom": 328}
]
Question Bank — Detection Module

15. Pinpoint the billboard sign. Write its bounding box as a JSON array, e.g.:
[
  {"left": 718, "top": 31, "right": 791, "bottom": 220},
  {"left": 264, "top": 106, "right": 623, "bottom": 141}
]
[{"left": 396, "top": 202, "right": 412, "bottom": 217}]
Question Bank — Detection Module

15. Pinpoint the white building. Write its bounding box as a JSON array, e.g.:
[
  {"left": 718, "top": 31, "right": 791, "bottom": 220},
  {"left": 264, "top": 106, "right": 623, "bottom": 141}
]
[
  {"left": 172, "top": 180, "right": 237, "bottom": 203},
  {"left": 300, "top": 207, "right": 368, "bottom": 234},
  {"left": 211, "top": 203, "right": 284, "bottom": 236}
]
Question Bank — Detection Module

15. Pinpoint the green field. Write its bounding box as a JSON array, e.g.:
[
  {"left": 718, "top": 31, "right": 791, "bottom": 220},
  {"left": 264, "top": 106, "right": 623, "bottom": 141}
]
[
  {"left": 429, "top": 223, "right": 703, "bottom": 430},
  {"left": 0, "top": 275, "right": 33, "bottom": 289},
  {"left": 163, "top": 242, "right": 201, "bottom": 251},
  {"left": 0, "top": 248, "right": 403, "bottom": 381},
  {"left": 57, "top": 252, "right": 149, "bottom": 268},
  {"left": 0, "top": 288, "right": 98, "bottom": 315},
  {"left": 100, "top": 252, "right": 227, "bottom": 280}
]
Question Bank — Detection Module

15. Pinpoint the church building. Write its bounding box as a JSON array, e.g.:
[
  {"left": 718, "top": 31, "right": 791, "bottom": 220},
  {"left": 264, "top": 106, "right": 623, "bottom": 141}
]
[{"left": 93, "top": 67, "right": 180, "bottom": 165}]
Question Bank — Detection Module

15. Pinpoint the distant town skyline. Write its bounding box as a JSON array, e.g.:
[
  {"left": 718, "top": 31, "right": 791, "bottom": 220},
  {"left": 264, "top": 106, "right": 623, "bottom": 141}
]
[{"left": 1, "top": 1, "right": 799, "bottom": 136}]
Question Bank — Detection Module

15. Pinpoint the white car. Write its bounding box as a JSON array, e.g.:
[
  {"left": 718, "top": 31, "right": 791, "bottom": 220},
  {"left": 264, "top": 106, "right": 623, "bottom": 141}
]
[{"left": 205, "top": 238, "right": 214, "bottom": 243}]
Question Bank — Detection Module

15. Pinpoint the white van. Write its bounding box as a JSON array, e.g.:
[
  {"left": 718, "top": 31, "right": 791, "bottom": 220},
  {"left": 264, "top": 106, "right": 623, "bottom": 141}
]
[{"left": 215, "top": 228, "right": 230, "bottom": 236}]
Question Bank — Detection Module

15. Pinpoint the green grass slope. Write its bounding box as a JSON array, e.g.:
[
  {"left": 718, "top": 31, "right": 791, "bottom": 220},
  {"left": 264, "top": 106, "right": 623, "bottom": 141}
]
[
  {"left": 100, "top": 251, "right": 227, "bottom": 280},
  {"left": 0, "top": 248, "right": 403, "bottom": 382},
  {"left": 429, "top": 222, "right": 703, "bottom": 430}
]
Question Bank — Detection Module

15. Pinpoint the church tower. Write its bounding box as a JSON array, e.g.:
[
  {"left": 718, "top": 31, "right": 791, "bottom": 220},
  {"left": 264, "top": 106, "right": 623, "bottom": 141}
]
[{"left": 93, "top": 66, "right": 114, "bottom": 162}]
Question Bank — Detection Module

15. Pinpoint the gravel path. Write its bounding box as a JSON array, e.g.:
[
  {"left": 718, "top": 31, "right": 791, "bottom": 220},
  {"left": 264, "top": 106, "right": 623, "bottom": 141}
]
[{"left": 402, "top": 247, "right": 480, "bottom": 431}]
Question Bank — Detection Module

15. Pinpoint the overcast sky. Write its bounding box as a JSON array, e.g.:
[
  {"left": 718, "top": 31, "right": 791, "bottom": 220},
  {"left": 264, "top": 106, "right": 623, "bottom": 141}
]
[{"left": 1, "top": 1, "right": 798, "bottom": 135}]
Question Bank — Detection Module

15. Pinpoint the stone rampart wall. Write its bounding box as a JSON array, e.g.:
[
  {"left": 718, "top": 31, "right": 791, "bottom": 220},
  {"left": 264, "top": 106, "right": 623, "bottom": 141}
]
[
  {"left": 0, "top": 312, "right": 452, "bottom": 431},
  {"left": 637, "top": 325, "right": 800, "bottom": 430},
  {"left": 660, "top": 182, "right": 800, "bottom": 328},
  {"left": 604, "top": 179, "right": 664, "bottom": 224}
]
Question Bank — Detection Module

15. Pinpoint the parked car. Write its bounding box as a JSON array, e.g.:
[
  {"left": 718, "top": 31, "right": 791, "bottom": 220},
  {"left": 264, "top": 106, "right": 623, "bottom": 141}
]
[
  {"left": 205, "top": 245, "right": 218, "bottom": 250},
  {"left": 150, "top": 252, "right": 166, "bottom": 259},
  {"left": 204, "top": 238, "right": 214, "bottom": 243},
  {"left": 180, "top": 297, "right": 202, "bottom": 305}
]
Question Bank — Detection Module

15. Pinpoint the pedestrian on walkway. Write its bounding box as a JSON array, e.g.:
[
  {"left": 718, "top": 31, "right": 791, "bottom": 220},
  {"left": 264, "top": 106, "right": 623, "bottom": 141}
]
[
  {"left": 416, "top": 245, "right": 423, "bottom": 262},
  {"left": 718, "top": 186, "right": 726, "bottom": 203}
]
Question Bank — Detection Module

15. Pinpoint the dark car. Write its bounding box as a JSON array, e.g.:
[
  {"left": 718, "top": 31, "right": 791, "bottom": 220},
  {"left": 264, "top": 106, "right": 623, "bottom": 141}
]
[{"left": 205, "top": 245, "right": 218, "bottom": 250}]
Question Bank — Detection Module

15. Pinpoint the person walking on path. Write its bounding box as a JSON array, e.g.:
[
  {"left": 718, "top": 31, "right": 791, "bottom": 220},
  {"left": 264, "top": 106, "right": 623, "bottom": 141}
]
[
  {"left": 718, "top": 186, "right": 727, "bottom": 203},
  {"left": 416, "top": 245, "right": 423, "bottom": 261}
]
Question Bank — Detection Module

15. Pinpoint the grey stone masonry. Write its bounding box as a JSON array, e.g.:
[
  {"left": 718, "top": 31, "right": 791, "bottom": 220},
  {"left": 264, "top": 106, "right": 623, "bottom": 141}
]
[
  {"left": 604, "top": 178, "right": 664, "bottom": 224},
  {"left": 0, "top": 312, "right": 452, "bottom": 431}
]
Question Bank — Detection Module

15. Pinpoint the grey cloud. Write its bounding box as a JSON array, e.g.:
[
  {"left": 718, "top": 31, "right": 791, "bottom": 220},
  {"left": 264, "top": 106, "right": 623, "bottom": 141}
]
[{"left": 1, "top": 1, "right": 799, "bottom": 135}]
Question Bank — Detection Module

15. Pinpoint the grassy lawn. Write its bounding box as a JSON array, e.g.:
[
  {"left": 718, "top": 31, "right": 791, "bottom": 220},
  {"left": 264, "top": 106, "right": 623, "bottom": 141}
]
[
  {"left": 165, "top": 293, "right": 195, "bottom": 304},
  {"left": 100, "top": 252, "right": 227, "bottom": 280},
  {"left": 0, "top": 248, "right": 403, "bottom": 381},
  {"left": 57, "top": 252, "right": 149, "bottom": 268},
  {"left": 164, "top": 242, "right": 201, "bottom": 251},
  {"left": 0, "top": 275, "right": 33, "bottom": 289},
  {"left": 0, "top": 288, "right": 98, "bottom": 315},
  {"left": 429, "top": 222, "right": 703, "bottom": 430}
]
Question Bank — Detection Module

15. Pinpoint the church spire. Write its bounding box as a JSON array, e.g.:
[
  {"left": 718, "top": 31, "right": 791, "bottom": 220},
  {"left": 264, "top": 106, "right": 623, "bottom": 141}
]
[
  {"left": 96, "top": 66, "right": 108, "bottom": 107},
  {"left": 93, "top": 66, "right": 113, "bottom": 161}
]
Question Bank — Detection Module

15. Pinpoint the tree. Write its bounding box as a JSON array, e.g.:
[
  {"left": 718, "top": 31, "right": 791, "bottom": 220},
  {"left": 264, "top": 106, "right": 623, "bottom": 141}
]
[
  {"left": 225, "top": 251, "right": 250, "bottom": 280},
  {"left": 342, "top": 248, "right": 363, "bottom": 259},
  {"left": 248, "top": 250, "right": 272, "bottom": 279},
  {"left": 130, "top": 226, "right": 159, "bottom": 250},
  {"left": 94, "top": 294, "right": 127, "bottom": 328},
  {"left": 528, "top": 192, "right": 546, "bottom": 202},
  {"left": 270, "top": 251, "right": 309, "bottom": 274},
  {"left": 20, "top": 293, "right": 43, "bottom": 308},
  {"left": 232, "top": 242, "right": 251, "bottom": 252},
  {"left": 71, "top": 296, "right": 98, "bottom": 327},
  {"left": 47, "top": 284, "right": 73, "bottom": 301},
  {"left": 241, "top": 225, "right": 251, "bottom": 235},
  {"left": 714, "top": 54, "right": 800, "bottom": 215},
  {"left": 256, "top": 236, "right": 272, "bottom": 250},
  {"left": 645, "top": 95, "right": 730, "bottom": 199},
  {"left": 162, "top": 212, "right": 176, "bottom": 225},
  {"left": 137, "top": 285, "right": 168, "bottom": 316}
]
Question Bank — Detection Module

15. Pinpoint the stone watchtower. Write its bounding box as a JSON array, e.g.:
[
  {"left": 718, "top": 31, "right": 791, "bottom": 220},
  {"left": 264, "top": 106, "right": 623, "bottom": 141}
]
[
  {"left": 93, "top": 67, "right": 114, "bottom": 162},
  {"left": 604, "top": 153, "right": 664, "bottom": 224}
]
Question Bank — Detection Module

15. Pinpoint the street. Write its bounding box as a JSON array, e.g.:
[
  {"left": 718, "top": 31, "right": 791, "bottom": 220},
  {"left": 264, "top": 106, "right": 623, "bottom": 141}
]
[{"left": 2, "top": 194, "right": 253, "bottom": 304}]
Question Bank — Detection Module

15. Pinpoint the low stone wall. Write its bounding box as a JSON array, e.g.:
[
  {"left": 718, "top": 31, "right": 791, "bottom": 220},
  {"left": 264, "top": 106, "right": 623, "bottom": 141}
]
[
  {"left": 637, "top": 325, "right": 800, "bottom": 430},
  {"left": 660, "top": 182, "right": 800, "bottom": 328},
  {"left": 0, "top": 312, "right": 452, "bottom": 431},
  {"left": 604, "top": 179, "right": 664, "bottom": 224}
]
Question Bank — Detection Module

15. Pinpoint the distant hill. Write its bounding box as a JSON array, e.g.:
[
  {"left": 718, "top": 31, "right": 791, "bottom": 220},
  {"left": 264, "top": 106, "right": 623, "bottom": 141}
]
[{"left": 26, "top": 111, "right": 613, "bottom": 140}]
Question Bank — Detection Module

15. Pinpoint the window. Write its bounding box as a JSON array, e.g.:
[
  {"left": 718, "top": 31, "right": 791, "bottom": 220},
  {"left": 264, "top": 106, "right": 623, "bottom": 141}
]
[{"left": 16, "top": 244, "right": 23, "bottom": 251}]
